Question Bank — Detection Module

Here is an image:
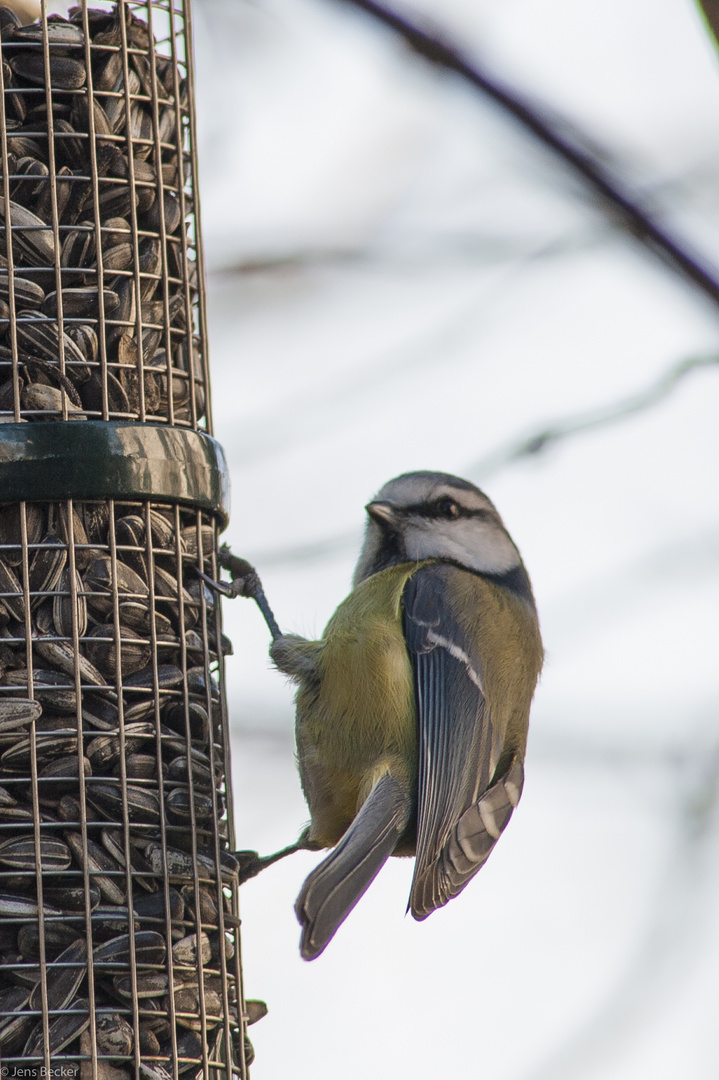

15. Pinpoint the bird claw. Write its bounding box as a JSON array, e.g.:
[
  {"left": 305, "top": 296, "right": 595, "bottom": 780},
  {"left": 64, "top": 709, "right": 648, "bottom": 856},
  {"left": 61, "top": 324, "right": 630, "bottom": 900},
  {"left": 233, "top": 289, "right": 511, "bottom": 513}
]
[
  {"left": 194, "top": 546, "right": 283, "bottom": 641},
  {"left": 235, "top": 830, "right": 320, "bottom": 884},
  {"left": 218, "top": 546, "right": 264, "bottom": 599},
  {"left": 235, "top": 850, "right": 265, "bottom": 884},
  {"left": 193, "top": 549, "right": 262, "bottom": 601}
]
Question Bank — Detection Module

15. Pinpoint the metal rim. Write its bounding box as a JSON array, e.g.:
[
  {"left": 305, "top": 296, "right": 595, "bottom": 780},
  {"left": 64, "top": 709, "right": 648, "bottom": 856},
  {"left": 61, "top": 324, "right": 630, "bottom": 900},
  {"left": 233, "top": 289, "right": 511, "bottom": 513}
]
[{"left": 0, "top": 422, "right": 230, "bottom": 527}]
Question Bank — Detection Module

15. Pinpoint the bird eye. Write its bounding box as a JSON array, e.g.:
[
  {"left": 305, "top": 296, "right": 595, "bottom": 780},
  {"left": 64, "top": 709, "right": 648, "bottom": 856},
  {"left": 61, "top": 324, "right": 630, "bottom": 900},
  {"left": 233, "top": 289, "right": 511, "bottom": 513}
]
[{"left": 438, "top": 498, "right": 460, "bottom": 520}]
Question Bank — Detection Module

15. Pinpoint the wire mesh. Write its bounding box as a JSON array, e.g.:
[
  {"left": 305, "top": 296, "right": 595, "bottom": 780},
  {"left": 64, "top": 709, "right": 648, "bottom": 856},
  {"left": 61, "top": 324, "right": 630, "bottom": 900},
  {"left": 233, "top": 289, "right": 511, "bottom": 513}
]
[
  {"left": 0, "top": 0, "right": 247, "bottom": 1076},
  {"left": 0, "top": 499, "right": 246, "bottom": 1080},
  {"left": 0, "top": 0, "right": 210, "bottom": 428}
]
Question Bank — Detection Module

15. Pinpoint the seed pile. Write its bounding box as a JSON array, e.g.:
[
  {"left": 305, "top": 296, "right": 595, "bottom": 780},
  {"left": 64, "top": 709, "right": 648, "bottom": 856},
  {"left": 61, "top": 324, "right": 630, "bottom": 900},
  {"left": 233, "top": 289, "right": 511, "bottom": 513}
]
[
  {"left": 0, "top": 2, "right": 205, "bottom": 426},
  {"left": 0, "top": 499, "right": 242, "bottom": 1076}
]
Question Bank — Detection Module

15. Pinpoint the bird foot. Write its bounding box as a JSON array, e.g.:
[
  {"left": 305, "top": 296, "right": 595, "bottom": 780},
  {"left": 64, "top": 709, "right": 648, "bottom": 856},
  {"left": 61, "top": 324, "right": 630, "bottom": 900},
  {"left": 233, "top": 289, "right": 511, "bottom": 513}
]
[
  {"left": 193, "top": 546, "right": 283, "bottom": 640},
  {"left": 235, "top": 829, "right": 320, "bottom": 884}
]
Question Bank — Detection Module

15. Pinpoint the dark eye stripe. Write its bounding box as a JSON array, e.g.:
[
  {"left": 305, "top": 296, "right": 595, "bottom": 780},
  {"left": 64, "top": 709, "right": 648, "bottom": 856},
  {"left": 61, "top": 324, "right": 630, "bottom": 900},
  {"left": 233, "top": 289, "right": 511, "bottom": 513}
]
[{"left": 404, "top": 501, "right": 492, "bottom": 521}]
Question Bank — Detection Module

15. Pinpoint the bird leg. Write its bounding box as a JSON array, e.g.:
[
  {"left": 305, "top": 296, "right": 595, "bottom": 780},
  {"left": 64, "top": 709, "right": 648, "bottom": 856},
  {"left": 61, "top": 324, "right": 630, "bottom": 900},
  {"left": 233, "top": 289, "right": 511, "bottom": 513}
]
[
  {"left": 194, "top": 545, "right": 282, "bottom": 641},
  {"left": 236, "top": 828, "right": 321, "bottom": 884},
  {"left": 197, "top": 550, "right": 321, "bottom": 880}
]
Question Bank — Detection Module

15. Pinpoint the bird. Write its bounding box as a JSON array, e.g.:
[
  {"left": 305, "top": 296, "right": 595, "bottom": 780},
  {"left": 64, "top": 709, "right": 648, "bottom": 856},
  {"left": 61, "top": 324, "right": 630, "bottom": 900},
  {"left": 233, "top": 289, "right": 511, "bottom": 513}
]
[{"left": 217, "top": 471, "right": 543, "bottom": 961}]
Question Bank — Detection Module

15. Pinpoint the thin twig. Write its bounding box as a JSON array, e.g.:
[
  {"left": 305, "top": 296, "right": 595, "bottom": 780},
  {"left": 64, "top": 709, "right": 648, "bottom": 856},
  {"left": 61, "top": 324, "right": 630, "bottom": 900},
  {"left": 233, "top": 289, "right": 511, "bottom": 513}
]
[
  {"left": 245, "top": 352, "right": 719, "bottom": 567},
  {"left": 336, "top": 0, "right": 719, "bottom": 311},
  {"left": 466, "top": 353, "right": 719, "bottom": 476}
]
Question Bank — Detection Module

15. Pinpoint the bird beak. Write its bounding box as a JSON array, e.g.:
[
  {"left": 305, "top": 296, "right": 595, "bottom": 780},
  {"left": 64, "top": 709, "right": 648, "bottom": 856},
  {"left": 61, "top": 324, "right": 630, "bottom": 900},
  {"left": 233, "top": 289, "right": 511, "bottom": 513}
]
[{"left": 366, "top": 501, "right": 398, "bottom": 526}]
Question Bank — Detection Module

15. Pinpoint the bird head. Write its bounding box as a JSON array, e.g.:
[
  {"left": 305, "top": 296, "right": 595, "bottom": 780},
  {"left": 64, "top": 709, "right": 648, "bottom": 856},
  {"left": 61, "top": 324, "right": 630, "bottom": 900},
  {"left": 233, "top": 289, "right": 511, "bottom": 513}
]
[{"left": 353, "top": 471, "right": 524, "bottom": 587}]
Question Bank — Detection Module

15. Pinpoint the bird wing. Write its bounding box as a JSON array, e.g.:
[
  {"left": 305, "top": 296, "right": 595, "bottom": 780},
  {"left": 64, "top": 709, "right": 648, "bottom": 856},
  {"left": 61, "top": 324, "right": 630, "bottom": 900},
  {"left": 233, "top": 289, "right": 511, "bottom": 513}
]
[{"left": 403, "top": 563, "right": 524, "bottom": 920}]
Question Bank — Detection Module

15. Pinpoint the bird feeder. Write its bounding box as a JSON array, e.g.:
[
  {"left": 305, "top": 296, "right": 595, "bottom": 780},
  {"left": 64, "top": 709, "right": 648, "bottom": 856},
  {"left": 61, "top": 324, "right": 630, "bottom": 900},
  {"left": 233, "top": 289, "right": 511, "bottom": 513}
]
[{"left": 0, "top": 2, "right": 248, "bottom": 1077}]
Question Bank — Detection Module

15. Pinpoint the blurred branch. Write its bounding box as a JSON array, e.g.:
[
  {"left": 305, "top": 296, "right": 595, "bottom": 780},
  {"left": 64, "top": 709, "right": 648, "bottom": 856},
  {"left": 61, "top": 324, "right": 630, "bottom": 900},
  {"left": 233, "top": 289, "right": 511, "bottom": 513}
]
[
  {"left": 247, "top": 352, "right": 718, "bottom": 567},
  {"left": 336, "top": 0, "right": 719, "bottom": 312},
  {"left": 697, "top": 0, "right": 719, "bottom": 51},
  {"left": 465, "top": 352, "right": 719, "bottom": 477},
  {"left": 214, "top": 225, "right": 607, "bottom": 275}
]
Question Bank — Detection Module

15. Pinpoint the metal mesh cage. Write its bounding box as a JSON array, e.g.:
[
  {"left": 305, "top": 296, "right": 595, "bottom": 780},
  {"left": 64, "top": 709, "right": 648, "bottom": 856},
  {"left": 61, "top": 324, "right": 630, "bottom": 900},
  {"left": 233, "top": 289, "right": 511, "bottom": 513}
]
[
  {"left": 0, "top": 3, "right": 248, "bottom": 1078},
  {"left": 0, "top": 500, "right": 245, "bottom": 1078},
  {"left": 0, "top": 0, "right": 209, "bottom": 428}
]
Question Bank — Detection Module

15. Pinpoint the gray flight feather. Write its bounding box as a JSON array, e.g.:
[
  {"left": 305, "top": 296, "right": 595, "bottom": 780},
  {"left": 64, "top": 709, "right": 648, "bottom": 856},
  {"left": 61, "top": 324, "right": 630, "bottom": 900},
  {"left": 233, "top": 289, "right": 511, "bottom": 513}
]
[
  {"left": 403, "top": 564, "right": 521, "bottom": 920},
  {"left": 295, "top": 773, "right": 411, "bottom": 960}
]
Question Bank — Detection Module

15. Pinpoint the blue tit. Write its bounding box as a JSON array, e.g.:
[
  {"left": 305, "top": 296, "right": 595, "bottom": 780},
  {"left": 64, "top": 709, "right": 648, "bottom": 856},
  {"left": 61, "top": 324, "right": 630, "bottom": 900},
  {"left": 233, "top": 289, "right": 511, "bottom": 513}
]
[{"left": 226, "top": 471, "right": 543, "bottom": 961}]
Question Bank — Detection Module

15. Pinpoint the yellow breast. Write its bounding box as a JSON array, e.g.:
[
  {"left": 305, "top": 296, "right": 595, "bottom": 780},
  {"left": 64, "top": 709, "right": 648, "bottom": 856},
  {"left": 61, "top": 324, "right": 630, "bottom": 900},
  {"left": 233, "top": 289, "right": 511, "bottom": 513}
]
[{"left": 296, "top": 564, "right": 420, "bottom": 844}]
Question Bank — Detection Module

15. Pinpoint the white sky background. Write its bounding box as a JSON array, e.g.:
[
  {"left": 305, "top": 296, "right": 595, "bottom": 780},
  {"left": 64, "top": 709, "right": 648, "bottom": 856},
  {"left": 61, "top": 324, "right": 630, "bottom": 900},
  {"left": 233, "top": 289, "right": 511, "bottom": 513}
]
[{"left": 189, "top": 0, "right": 719, "bottom": 1075}]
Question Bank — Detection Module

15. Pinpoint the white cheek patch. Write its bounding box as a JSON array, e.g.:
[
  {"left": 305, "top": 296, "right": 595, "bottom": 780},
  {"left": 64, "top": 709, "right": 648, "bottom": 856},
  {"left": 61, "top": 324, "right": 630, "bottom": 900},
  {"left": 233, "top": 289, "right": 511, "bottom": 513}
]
[
  {"left": 425, "top": 630, "right": 484, "bottom": 693},
  {"left": 404, "top": 520, "right": 519, "bottom": 575}
]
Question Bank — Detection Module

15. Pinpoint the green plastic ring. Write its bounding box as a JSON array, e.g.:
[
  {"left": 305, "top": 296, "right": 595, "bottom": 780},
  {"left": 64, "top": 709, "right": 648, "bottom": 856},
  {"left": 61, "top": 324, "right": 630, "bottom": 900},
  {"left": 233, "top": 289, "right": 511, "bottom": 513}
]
[{"left": 0, "top": 422, "right": 230, "bottom": 529}]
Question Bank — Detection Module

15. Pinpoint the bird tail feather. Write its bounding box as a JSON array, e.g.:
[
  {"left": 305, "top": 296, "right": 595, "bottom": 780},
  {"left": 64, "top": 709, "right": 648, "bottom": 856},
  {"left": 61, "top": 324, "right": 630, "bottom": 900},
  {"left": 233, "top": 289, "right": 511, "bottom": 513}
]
[{"left": 295, "top": 773, "right": 409, "bottom": 960}]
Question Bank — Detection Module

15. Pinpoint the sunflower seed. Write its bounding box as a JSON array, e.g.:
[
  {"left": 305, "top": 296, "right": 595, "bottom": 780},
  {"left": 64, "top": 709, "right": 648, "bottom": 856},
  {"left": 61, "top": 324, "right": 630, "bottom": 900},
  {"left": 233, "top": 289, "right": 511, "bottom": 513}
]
[
  {"left": 124, "top": 663, "right": 183, "bottom": 691},
  {"left": 84, "top": 623, "right": 151, "bottom": 677},
  {"left": 138, "top": 1025, "right": 161, "bottom": 1056},
  {"left": 163, "top": 701, "right": 209, "bottom": 741},
  {"left": 34, "top": 638, "right": 105, "bottom": 686},
  {"left": 113, "top": 972, "right": 168, "bottom": 999},
  {"left": 0, "top": 835, "right": 72, "bottom": 871},
  {"left": 24, "top": 996, "right": 89, "bottom": 1057},
  {"left": 133, "top": 887, "right": 185, "bottom": 923},
  {"left": 84, "top": 556, "right": 148, "bottom": 616},
  {"left": 119, "top": 752, "right": 158, "bottom": 781},
  {"left": 38, "top": 755, "right": 92, "bottom": 794},
  {"left": 245, "top": 1000, "right": 268, "bottom": 1026},
  {"left": 17, "top": 922, "right": 82, "bottom": 960},
  {"left": 61, "top": 223, "right": 95, "bottom": 271},
  {"left": 27, "top": 533, "right": 66, "bottom": 595},
  {"left": 172, "top": 931, "right": 210, "bottom": 967},
  {"left": 172, "top": 1028, "right": 205, "bottom": 1071},
  {"left": 167, "top": 751, "right": 214, "bottom": 787},
  {"left": 87, "top": 781, "right": 160, "bottom": 824},
  {"left": 144, "top": 842, "right": 192, "bottom": 879},
  {"left": 166, "top": 787, "right": 214, "bottom": 824},
  {"left": 139, "top": 1063, "right": 174, "bottom": 1080},
  {"left": 64, "top": 325, "right": 96, "bottom": 373},
  {"left": 52, "top": 567, "right": 88, "bottom": 637},
  {"left": 0, "top": 200, "right": 55, "bottom": 265},
  {"left": 93, "top": 929, "right": 165, "bottom": 968},
  {"left": 0, "top": 985, "right": 33, "bottom": 1051},
  {"left": 0, "top": 558, "right": 24, "bottom": 621},
  {"left": 92, "top": 904, "right": 138, "bottom": 937},
  {"left": 2, "top": 669, "right": 77, "bottom": 713},
  {"left": 29, "top": 938, "right": 87, "bottom": 1011},
  {"left": 180, "top": 525, "right": 214, "bottom": 560},
  {"left": 13, "top": 22, "right": 85, "bottom": 45},
  {"left": 56, "top": 793, "right": 81, "bottom": 822},
  {"left": 41, "top": 287, "right": 120, "bottom": 319},
  {"left": 1, "top": 734, "right": 78, "bottom": 770},
  {"left": 0, "top": 784, "right": 16, "bottom": 806},
  {"left": 0, "top": 6, "right": 21, "bottom": 37},
  {"left": 81, "top": 694, "right": 119, "bottom": 731},
  {"left": 43, "top": 883, "right": 101, "bottom": 912},
  {"left": 96, "top": 1013, "right": 134, "bottom": 1056},
  {"left": 21, "top": 383, "right": 86, "bottom": 418},
  {"left": 0, "top": 803, "right": 35, "bottom": 824},
  {"left": 0, "top": 273, "right": 45, "bottom": 308},
  {"left": 100, "top": 241, "right": 133, "bottom": 273},
  {"left": 81, "top": 1030, "right": 132, "bottom": 1080},
  {"left": 180, "top": 885, "right": 218, "bottom": 928},
  {"left": 0, "top": 698, "right": 42, "bottom": 732},
  {"left": 169, "top": 987, "right": 222, "bottom": 1031},
  {"left": 64, "top": 833, "right": 125, "bottom": 905},
  {"left": 11, "top": 53, "right": 87, "bottom": 90},
  {"left": 0, "top": 893, "right": 63, "bottom": 918},
  {"left": 85, "top": 734, "right": 123, "bottom": 772}
]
